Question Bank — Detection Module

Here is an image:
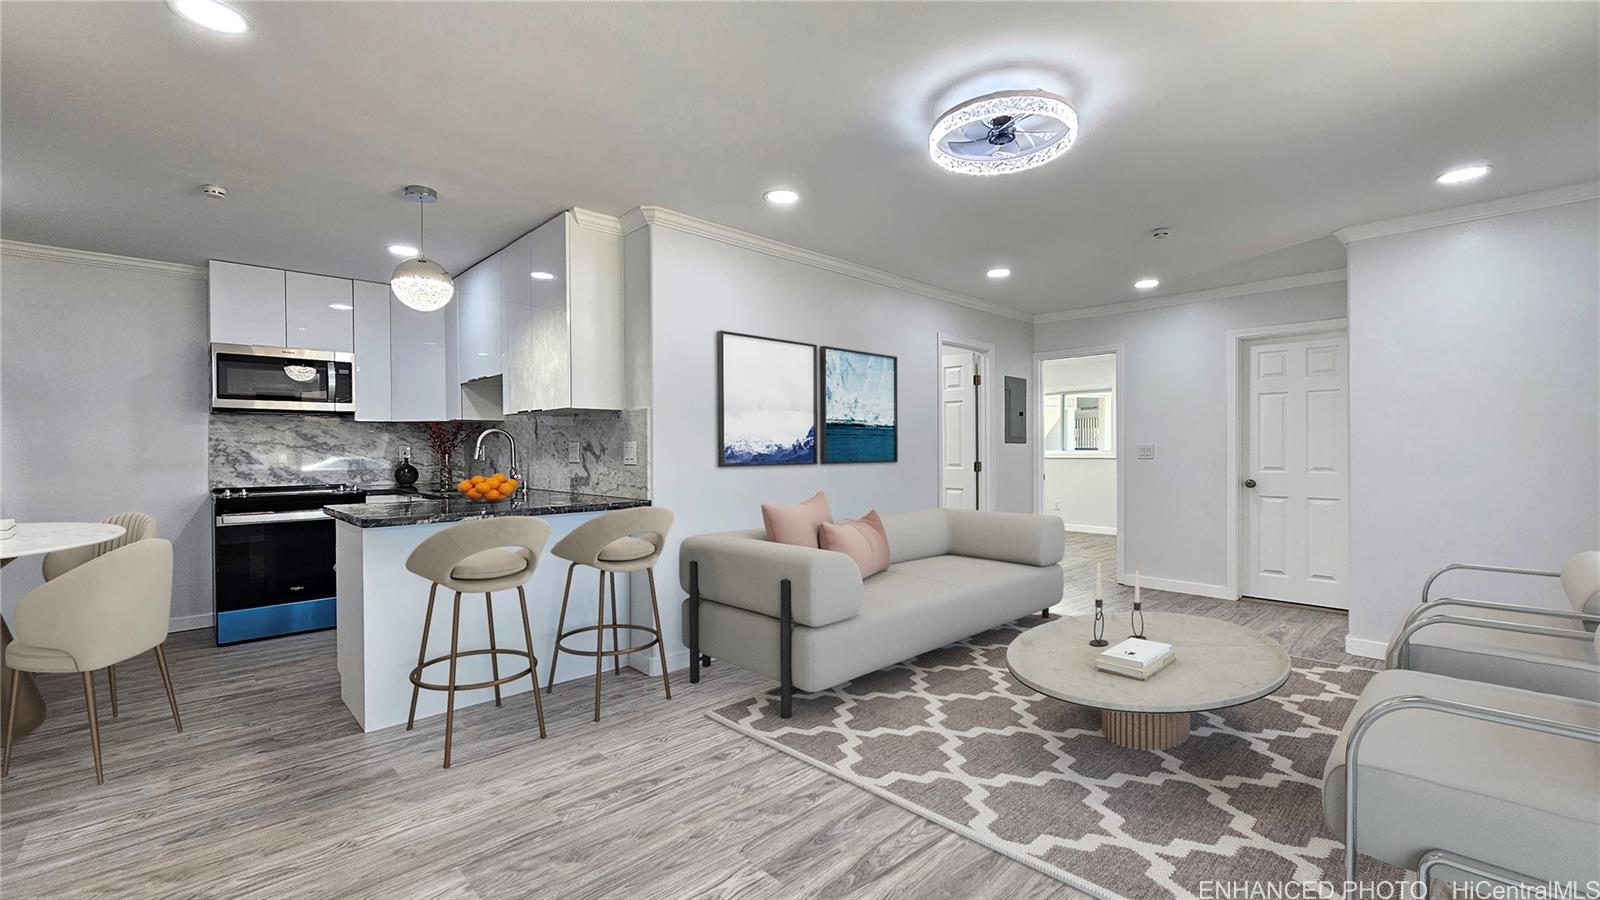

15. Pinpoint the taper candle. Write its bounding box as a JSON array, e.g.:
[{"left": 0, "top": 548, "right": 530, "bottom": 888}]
[
  {"left": 1134, "top": 570, "right": 1141, "bottom": 606},
  {"left": 1096, "top": 562, "right": 1103, "bottom": 600}
]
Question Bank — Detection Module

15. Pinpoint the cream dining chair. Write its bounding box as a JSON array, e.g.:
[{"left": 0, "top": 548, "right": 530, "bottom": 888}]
[{"left": 3, "top": 539, "right": 181, "bottom": 784}]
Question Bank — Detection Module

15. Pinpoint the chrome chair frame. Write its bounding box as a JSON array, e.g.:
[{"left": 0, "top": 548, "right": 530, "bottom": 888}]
[
  {"left": 1343, "top": 694, "right": 1600, "bottom": 898},
  {"left": 1420, "top": 562, "right": 1560, "bottom": 606},
  {"left": 1388, "top": 609, "right": 1600, "bottom": 670}
]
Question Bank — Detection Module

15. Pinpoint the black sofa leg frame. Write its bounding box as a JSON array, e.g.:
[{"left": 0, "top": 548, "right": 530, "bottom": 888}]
[{"left": 779, "top": 579, "right": 793, "bottom": 718}]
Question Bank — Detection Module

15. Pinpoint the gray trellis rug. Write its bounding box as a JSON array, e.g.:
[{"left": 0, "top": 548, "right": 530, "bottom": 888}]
[{"left": 707, "top": 623, "right": 1407, "bottom": 900}]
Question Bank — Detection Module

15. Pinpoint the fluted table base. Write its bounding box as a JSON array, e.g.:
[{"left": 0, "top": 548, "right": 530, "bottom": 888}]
[{"left": 1101, "top": 710, "right": 1190, "bottom": 750}]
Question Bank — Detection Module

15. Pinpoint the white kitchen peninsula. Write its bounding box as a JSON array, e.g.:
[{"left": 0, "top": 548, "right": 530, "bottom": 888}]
[{"left": 325, "top": 491, "right": 649, "bottom": 732}]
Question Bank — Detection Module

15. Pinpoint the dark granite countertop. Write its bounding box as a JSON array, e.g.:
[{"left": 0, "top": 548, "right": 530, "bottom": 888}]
[{"left": 324, "top": 489, "right": 649, "bottom": 528}]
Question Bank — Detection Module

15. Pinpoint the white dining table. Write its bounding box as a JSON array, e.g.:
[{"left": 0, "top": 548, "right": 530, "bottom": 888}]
[{"left": 1, "top": 522, "right": 127, "bottom": 737}]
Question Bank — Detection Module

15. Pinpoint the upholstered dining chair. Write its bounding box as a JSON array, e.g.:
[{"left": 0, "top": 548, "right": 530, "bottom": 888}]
[
  {"left": 3, "top": 539, "right": 181, "bottom": 784},
  {"left": 41, "top": 511, "right": 158, "bottom": 716}
]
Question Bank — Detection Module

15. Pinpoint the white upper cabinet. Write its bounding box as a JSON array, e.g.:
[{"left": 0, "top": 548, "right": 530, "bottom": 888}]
[
  {"left": 457, "top": 254, "right": 503, "bottom": 383},
  {"left": 209, "top": 261, "right": 286, "bottom": 347},
  {"left": 285, "top": 272, "right": 354, "bottom": 353},
  {"left": 352, "top": 281, "right": 392, "bottom": 421},
  {"left": 389, "top": 292, "right": 448, "bottom": 421}
]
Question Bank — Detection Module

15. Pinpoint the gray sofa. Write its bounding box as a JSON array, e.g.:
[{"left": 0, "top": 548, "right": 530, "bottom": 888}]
[{"left": 680, "top": 508, "right": 1064, "bottom": 716}]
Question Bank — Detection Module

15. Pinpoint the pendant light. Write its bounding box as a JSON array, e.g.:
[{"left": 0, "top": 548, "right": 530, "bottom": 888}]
[{"left": 390, "top": 185, "right": 455, "bottom": 312}]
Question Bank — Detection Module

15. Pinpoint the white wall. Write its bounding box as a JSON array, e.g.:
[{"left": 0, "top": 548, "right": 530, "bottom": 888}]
[
  {"left": 1345, "top": 198, "right": 1599, "bottom": 649},
  {"left": 1, "top": 247, "right": 213, "bottom": 628},
  {"left": 1034, "top": 281, "right": 1348, "bottom": 595},
  {"left": 636, "top": 222, "right": 1036, "bottom": 671},
  {"left": 1041, "top": 354, "right": 1117, "bottom": 533}
]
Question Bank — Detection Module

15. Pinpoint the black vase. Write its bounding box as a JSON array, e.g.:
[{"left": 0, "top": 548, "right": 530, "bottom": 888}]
[{"left": 394, "top": 448, "right": 419, "bottom": 488}]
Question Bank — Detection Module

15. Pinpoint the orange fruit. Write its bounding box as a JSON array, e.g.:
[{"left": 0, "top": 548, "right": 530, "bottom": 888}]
[
  {"left": 483, "top": 489, "right": 502, "bottom": 502},
  {"left": 456, "top": 479, "right": 473, "bottom": 493},
  {"left": 471, "top": 475, "right": 487, "bottom": 484},
  {"left": 491, "top": 472, "right": 507, "bottom": 483},
  {"left": 466, "top": 489, "right": 483, "bottom": 500},
  {"left": 501, "top": 478, "right": 519, "bottom": 493}
]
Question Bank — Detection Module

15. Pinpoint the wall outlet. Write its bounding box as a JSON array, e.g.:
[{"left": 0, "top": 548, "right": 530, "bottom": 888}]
[
  {"left": 622, "top": 441, "right": 638, "bottom": 466},
  {"left": 1135, "top": 443, "right": 1156, "bottom": 460},
  {"left": 1052, "top": 500, "right": 1061, "bottom": 511},
  {"left": 567, "top": 441, "right": 582, "bottom": 464}
]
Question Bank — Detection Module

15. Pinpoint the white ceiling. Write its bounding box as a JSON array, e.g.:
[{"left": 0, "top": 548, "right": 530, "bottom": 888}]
[{"left": 3, "top": 2, "right": 1596, "bottom": 316}]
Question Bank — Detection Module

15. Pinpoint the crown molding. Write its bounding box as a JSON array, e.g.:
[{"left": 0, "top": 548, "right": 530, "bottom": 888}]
[
  {"left": 1034, "top": 269, "right": 1347, "bottom": 325},
  {"left": 1335, "top": 180, "right": 1600, "bottom": 245},
  {"left": 570, "top": 207, "right": 623, "bottom": 236},
  {"left": 0, "top": 240, "right": 205, "bottom": 279},
  {"left": 623, "top": 205, "right": 1034, "bottom": 323}
]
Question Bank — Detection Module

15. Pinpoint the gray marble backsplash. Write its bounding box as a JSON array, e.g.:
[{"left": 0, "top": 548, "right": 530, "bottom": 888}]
[{"left": 208, "top": 409, "right": 649, "bottom": 499}]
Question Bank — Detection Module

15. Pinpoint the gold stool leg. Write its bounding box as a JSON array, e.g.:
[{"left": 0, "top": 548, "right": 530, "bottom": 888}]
[
  {"left": 82, "top": 672, "right": 104, "bottom": 785},
  {"left": 593, "top": 568, "right": 605, "bottom": 722},
  {"left": 516, "top": 586, "right": 547, "bottom": 739},
  {"left": 3, "top": 669, "right": 20, "bottom": 777},
  {"left": 153, "top": 645, "right": 182, "bottom": 733},
  {"left": 108, "top": 664, "right": 119, "bottom": 718},
  {"left": 546, "top": 563, "right": 576, "bottom": 694},
  {"left": 485, "top": 592, "right": 503, "bottom": 707},
  {"left": 407, "top": 583, "right": 439, "bottom": 730},
  {"left": 647, "top": 568, "right": 672, "bottom": 700},
  {"left": 608, "top": 572, "right": 621, "bottom": 676},
  {"left": 443, "top": 591, "right": 463, "bottom": 769}
]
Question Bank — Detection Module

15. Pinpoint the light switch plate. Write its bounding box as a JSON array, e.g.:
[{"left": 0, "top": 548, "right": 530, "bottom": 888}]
[
  {"left": 622, "top": 441, "right": 638, "bottom": 466},
  {"left": 567, "top": 441, "right": 582, "bottom": 464},
  {"left": 1135, "top": 443, "right": 1155, "bottom": 460}
]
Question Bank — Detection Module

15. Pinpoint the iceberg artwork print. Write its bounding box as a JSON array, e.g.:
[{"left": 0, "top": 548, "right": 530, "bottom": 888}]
[
  {"left": 822, "top": 347, "right": 897, "bottom": 464},
  {"left": 718, "top": 332, "right": 817, "bottom": 466}
]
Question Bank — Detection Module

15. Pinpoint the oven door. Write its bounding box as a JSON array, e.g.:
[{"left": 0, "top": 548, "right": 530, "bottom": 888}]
[
  {"left": 213, "top": 510, "right": 337, "bottom": 644},
  {"left": 212, "top": 343, "right": 355, "bottom": 413}
]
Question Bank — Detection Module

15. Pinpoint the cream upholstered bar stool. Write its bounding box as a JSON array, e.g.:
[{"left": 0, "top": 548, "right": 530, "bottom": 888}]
[
  {"left": 404, "top": 516, "right": 551, "bottom": 768},
  {"left": 546, "top": 507, "right": 674, "bottom": 721},
  {"left": 41, "top": 512, "right": 157, "bottom": 717},
  {"left": 4, "top": 539, "right": 180, "bottom": 785}
]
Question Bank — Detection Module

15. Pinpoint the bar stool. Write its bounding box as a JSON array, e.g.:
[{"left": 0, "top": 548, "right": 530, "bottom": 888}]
[
  {"left": 404, "top": 516, "right": 551, "bottom": 768},
  {"left": 546, "top": 507, "right": 674, "bottom": 720}
]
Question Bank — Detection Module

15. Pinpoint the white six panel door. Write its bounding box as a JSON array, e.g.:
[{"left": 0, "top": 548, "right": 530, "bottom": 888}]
[
  {"left": 1244, "top": 335, "right": 1349, "bottom": 609},
  {"left": 940, "top": 351, "right": 978, "bottom": 510}
]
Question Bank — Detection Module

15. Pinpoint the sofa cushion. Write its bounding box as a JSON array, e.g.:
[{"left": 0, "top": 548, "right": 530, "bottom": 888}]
[
  {"left": 1396, "top": 606, "right": 1599, "bottom": 702},
  {"left": 819, "top": 510, "right": 890, "bottom": 578},
  {"left": 762, "top": 491, "right": 832, "bottom": 548},
  {"left": 881, "top": 509, "right": 951, "bottom": 562},
  {"left": 890, "top": 555, "right": 1064, "bottom": 632},
  {"left": 946, "top": 509, "right": 1065, "bottom": 567},
  {"left": 1323, "top": 669, "right": 1600, "bottom": 880}
]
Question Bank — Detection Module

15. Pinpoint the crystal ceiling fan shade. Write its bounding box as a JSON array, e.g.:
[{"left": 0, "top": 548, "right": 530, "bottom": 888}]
[
  {"left": 928, "top": 90, "right": 1078, "bottom": 176},
  {"left": 390, "top": 185, "right": 455, "bottom": 312}
]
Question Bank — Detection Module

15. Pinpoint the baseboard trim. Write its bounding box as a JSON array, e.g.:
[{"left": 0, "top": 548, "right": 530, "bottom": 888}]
[
  {"left": 1117, "top": 574, "right": 1233, "bottom": 601},
  {"left": 628, "top": 648, "right": 690, "bottom": 678},
  {"left": 170, "top": 613, "right": 212, "bottom": 633},
  {"left": 1343, "top": 636, "right": 1388, "bottom": 660},
  {"left": 1062, "top": 524, "right": 1116, "bottom": 536}
]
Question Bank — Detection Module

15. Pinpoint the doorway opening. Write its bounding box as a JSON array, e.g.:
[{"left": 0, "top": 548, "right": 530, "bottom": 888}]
[
  {"left": 1035, "top": 349, "right": 1123, "bottom": 597},
  {"left": 937, "top": 335, "right": 993, "bottom": 511}
]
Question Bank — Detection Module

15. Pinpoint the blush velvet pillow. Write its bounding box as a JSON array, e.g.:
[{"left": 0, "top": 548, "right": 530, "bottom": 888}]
[
  {"left": 762, "top": 491, "right": 833, "bottom": 548},
  {"left": 819, "top": 510, "right": 891, "bottom": 579}
]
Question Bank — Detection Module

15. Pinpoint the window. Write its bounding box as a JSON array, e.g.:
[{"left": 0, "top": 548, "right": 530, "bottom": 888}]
[{"left": 1043, "top": 391, "right": 1114, "bottom": 456}]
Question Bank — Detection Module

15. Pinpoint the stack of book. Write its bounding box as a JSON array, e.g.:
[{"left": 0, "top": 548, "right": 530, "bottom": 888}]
[
  {"left": 0, "top": 519, "right": 15, "bottom": 540},
  {"left": 1096, "top": 637, "right": 1176, "bottom": 680}
]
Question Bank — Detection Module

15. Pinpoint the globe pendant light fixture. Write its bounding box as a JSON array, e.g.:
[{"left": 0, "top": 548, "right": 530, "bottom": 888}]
[
  {"left": 929, "top": 89, "right": 1078, "bottom": 176},
  {"left": 390, "top": 185, "right": 455, "bottom": 312}
]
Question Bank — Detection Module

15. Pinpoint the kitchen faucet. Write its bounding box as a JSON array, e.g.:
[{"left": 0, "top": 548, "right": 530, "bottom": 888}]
[{"left": 472, "top": 428, "right": 523, "bottom": 498}]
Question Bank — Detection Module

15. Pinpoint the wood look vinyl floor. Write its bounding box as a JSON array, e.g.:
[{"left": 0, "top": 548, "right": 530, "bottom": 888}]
[{"left": 0, "top": 534, "right": 1370, "bottom": 899}]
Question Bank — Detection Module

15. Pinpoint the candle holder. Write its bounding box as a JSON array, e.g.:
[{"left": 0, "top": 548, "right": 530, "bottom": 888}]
[
  {"left": 1089, "top": 598, "right": 1108, "bottom": 647},
  {"left": 1131, "top": 599, "right": 1146, "bottom": 639}
]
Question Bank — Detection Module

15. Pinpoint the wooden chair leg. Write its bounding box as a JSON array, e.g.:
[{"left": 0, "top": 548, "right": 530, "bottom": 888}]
[
  {"left": 153, "top": 644, "right": 182, "bottom": 733},
  {"left": 443, "top": 592, "right": 462, "bottom": 769},
  {"left": 82, "top": 672, "right": 104, "bottom": 785},
  {"left": 108, "top": 664, "right": 119, "bottom": 718},
  {"left": 608, "top": 572, "right": 621, "bottom": 676},
  {"left": 546, "top": 563, "right": 576, "bottom": 694},
  {"left": 593, "top": 568, "right": 605, "bottom": 722},
  {"left": 647, "top": 568, "right": 672, "bottom": 700},
  {"left": 407, "top": 583, "right": 439, "bottom": 731},
  {"left": 516, "top": 586, "right": 547, "bottom": 739},
  {"left": 484, "top": 592, "right": 503, "bottom": 707},
  {"left": 3, "top": 669, "right": 20, "bottom": 777}
]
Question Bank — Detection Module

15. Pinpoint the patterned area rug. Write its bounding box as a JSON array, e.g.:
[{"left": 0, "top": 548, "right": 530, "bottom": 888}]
[{"left": 708, "top": 622, "right": 1406, "bottom": 900}]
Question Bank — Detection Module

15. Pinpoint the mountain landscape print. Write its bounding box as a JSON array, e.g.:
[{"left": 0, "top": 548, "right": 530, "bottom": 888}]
[
  {"left": 719, "top": 332, "right": 817, "bottom": 466},
  {"left": 822, "top": 347, "right": 897, "bottom": 464}
]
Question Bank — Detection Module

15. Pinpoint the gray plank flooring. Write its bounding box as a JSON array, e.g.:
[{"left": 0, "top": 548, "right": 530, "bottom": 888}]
[{"left": 0, "top": 533, "right": 1369, "bottom": 899}]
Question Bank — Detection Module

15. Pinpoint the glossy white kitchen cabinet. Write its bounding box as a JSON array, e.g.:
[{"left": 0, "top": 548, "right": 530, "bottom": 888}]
[
  {"left": 456, "top": 254, "right": 503, "bottom": 383},
  {"left": 285, "top": 272, "right": 354, "bottom": 353},
  {"left": 352, "top": 281, "right": 392, "bottom": 421},
  {"left": 388, "top": 292, "right": 448, "bottom": 421},
  {"left": 209, "top": 260, "right": 286, "bottom": 347}
]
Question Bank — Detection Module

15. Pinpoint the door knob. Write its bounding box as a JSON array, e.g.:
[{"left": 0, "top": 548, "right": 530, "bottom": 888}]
[{"left": 1243, "top": 478, "right": 1257, "bottom": 489}]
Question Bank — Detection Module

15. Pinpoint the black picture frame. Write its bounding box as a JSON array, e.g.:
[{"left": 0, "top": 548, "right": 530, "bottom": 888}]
[
  {"left": 716, "top": 331, "right": 819, "bottom": 467},
  {"left": 819, "top": 345, "right": 898, "bottom": 464}
]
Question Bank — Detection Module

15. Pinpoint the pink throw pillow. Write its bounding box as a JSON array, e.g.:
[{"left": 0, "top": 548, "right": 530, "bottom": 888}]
[
  {"left": 819, "top": 510, "right": 891, "bottom": 579},
  {"left": 762, "top": 491, "right": 833, "bottom": 548}
]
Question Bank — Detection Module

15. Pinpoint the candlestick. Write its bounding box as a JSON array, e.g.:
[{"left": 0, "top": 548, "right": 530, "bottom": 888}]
[
  {"left": 1131, "top": 570, "right": 1146, "bottom": 639},
  {"left": 1089, "top": 597, "right": 1108, "bottom": 647}
]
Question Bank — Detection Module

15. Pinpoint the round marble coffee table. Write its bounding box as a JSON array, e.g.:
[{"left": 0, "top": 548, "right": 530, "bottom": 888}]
[{"left": 1006, "top": 613, "right": 1290, "bottom": 750}]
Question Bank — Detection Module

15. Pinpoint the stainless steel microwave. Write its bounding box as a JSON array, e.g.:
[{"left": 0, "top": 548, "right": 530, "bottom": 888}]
[{"left": 211, "top": 343, "right": 355, "bottom": 413}]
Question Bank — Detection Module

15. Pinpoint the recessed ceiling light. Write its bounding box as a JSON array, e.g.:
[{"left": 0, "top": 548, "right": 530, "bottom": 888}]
[
  {"left": 929, "top": 90, "right": 1078, "bottom": 176},
  {"left": 763, "top": 189, "right": 800, "bottom": 205},
  {"left": 328, "top": 303, "right": 353, "bottom": 311},
  {"left": 387, "top": 243, "right": 418, "bottom": 257},
  {"left": 1436, "top": 164, "right": 1490, "bottom": 185},
  {"left": 986, "top": 267, "right": 1011, "bottom": 279},
  {"left": 1133, "top": 278, "right": 1160, "bottom": 290},
  {"left": 530, "top": 271, "right": 556, "bottom": 280},
  {"left": 167, "top": 0, "right": 249, "bottom": 34}
]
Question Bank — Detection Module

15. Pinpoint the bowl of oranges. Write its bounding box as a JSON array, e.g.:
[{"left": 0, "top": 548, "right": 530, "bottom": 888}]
[{"left": 456, "top": 473, "right": 520, "bottom": 503}]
